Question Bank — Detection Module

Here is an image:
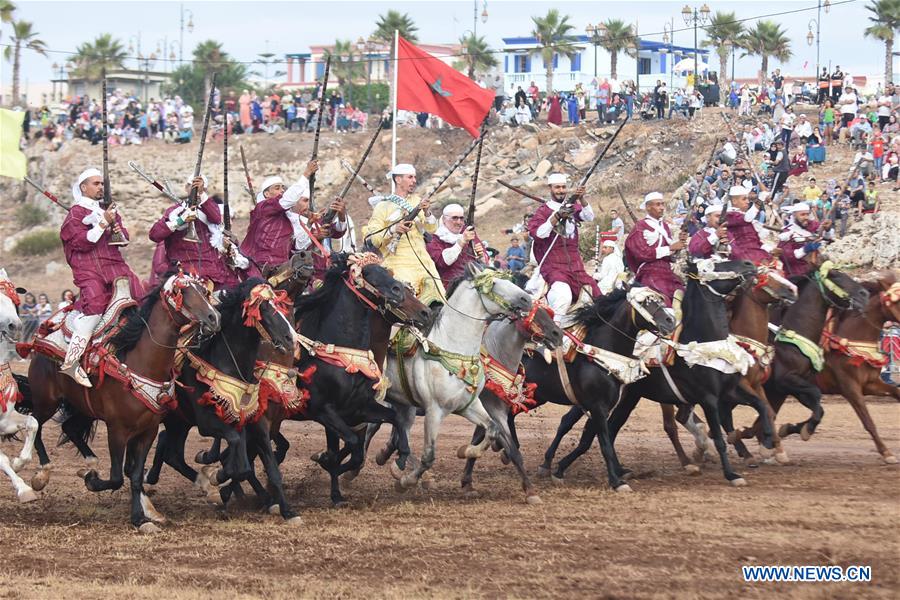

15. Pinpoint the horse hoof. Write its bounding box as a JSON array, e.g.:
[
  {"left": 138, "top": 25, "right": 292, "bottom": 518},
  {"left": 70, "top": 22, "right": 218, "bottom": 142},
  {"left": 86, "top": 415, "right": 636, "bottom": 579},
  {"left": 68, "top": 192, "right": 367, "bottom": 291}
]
[
  {"left": 536, "top": 465, "right": 551, "bottom": 478},
  {"left": 882, "top": 454, "right": 898, "bottom": 465},
  {"left": 614, "top": 484, "right": 633, "bottom": 493},
  {"left": 456, "top": 444, "right": 469, "bottom": 460},
  {"left": 389, "top": 462, "right": 404, "bottom": 481},
  {"left": 200, "top": 465, "right": 219, "bottom": 485},
  {"left": 550, "top": 475, "right": 565, "bottom": 487},
  {"left": 462, "top": 485, "right": 479, "bottom": 499},
  {"left": 285, "top": 516, "right": 302, "bottom": 527},
  {"left": 726, "top": 430, "right": 740, "bottom": 445},
  {"left": 341, "top": 470, "right": 360, "bottom": 485},
  {"left": 778, "top": 424, "right": 791, "bottom": 438},
  {"left": 743, "top": 457, "right": 759, "bottom": 468},
  {"left": 375, "top": 447, "right": 392, "bottom": 466},
  {"left": 268, "top": 504, "right": 281, "bottom": 516},
  {"left": 310, "top": 451, "right": 326, "bottom": 463},
  {"left": 757, "top": 445, "right": 775, "bottom": 459},
  {"left": 420, "top": 477, "right": 434, "bottom": 491},
  {"left": 684, "top": 464, "right": 701, "bottom": 475},
  {"left": 692, "top": 449, "right": 706, "bottom": 464},
  {"left": 76, "top": 468, "right": 89, "bottom": 478},
  {"left": 11, "top": 457, "right": 27, "bottom": 472},
  {"left": 800, "top": 424, "right": 813, "bottom": 441},
  {"left": 141, "top": 494, "right": 167, "bottom": 524},
  {"left": 17, "top": 488, "right": 38, "bottom": 503},
  {"left": 730, "top": 477, "right": 748, "bottom": 487},
  {"left": 84, "top": 456, "right": 99, "bottom": 468},
  {"left": 774, "top": 451, "right": 791, "bottom": 465},
  {"left": 394, "top": 480, "right": 408, "bottom": 494},
  {"left": 525, "top": 494, "right": 543, "bottom": 505},
  {"left": 143, "top": 484, "right": 157, "bottom": 497},
  {"left": 30, "top": 468, "right": 50, "bottom": 492},
  {"left": 138, "top": 522, "right": 161, "bottom": 535},
  {"left": 500, "top": 451, "right": 511, "bottom": 466},
  {"left": 400, "top": 474, "right": 417, "bottom": 489},
  {"left": 194, "top": 451, "right": 207, "bottom": 464},
  {"left": 491, "top": 439, "right": 503, "bottom": 453},
  {"left": 332, "top": 499, "right": 349, "bottom": 509}
]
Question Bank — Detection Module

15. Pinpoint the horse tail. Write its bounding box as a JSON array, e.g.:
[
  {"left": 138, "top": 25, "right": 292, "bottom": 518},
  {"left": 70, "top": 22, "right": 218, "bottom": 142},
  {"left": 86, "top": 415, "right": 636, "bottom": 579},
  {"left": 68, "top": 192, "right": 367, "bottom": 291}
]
[
  {"left": 55, "top": 403, "right": 97, "bottom": 448},
  {"left": 12, "top": 373, "right": 32, "bottom": 415}
]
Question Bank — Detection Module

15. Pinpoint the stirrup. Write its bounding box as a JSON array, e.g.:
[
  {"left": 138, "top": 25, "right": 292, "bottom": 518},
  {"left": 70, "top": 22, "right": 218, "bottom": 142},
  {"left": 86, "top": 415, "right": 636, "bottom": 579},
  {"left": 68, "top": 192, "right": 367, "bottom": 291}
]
[{"left": 60, "top": 362, "right": 92, "bottom": 388}]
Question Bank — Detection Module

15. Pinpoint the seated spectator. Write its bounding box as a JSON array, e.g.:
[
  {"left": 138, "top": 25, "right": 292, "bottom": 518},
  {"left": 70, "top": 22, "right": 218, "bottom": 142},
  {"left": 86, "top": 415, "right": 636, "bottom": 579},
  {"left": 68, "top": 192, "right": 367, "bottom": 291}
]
[
  {"left": 803, "top": 177, "right": 822, "bottom": 202},
  {"left": 505, "top": 237, "right": 527, "bottom": 272},
  {"left": 58, "top": 289, "right": 75, "bottom": 310},
  {"left": 789, "top": 152, "right": 809, "bottom": 177},
  {"left": 20, "top": 292, "right": 39, "bottom": 341},
  {"left": 36, "top": 293, "right": 53, "bottom": 322}
]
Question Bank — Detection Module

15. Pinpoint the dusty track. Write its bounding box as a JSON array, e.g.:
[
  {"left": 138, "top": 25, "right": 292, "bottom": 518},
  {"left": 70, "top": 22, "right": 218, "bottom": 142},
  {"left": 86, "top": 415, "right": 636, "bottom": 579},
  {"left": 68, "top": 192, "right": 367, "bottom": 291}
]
[{"left": 1, "top": 396, "right": 897, "bottom": 599}]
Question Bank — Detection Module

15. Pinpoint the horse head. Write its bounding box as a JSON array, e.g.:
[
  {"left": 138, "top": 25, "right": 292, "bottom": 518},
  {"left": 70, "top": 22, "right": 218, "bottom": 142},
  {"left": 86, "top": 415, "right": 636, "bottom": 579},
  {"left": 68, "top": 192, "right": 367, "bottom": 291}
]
[
  {"left": 467, "top": 263, "right": 533, "bottom": 321},
  {"left": 876, "top": 272, "right": 900, "bottom": 323},
  {"left": 267, "top": 250, "right": 316, "bottom": 300},
  {"left": 346, "top": 253, "right": 430, "bottom": 327},
  {"left": 242, "top": 281, "right": 296, "bottom": 354},
  {"left": 688, "top": 257, "right": 757, "bottom": 298},
  {"left": 753, "top": 266, "right": 798, "bottom": 305},
  {"left": 515, "top": 299, "right": 564, "bottom": 350},
  {"left": 626, "top": 286, "right": 676, "bottom": 337},
  {"left": 161, "top": 271, "right": 221, "bottom": 336},
  {"left": 811, "top": 260, "right": 869, "bottom": 312},
  {"left": 0, "top": 269, "right": 24, "bottom": 343}
]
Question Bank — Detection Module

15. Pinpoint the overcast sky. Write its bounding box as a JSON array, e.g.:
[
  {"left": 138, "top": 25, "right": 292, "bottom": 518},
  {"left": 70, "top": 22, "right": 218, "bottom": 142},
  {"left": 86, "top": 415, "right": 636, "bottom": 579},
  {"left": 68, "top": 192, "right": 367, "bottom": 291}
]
[{"left": 0, "top": 0, "right": 883, "bottom": 88}]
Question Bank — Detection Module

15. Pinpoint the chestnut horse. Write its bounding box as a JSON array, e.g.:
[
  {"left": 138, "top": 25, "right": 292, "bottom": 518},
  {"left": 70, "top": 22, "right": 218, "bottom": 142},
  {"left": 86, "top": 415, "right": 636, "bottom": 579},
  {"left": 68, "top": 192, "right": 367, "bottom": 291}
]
[{"left": 21, "top": 273, "right": 220, "bottom": 532}]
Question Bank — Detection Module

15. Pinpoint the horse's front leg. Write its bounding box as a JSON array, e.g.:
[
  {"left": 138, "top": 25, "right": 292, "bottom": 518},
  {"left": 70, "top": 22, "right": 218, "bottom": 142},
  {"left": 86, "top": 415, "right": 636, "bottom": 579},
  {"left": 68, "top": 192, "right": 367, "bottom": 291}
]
[
  {"left": 248, "top": 420, "right": 300, "bottom": 522},
  {"left": 1, "top": 408, "right": 38, "bottom": 473},
  {"left": 128, "top": 427, "right": 164, "bottom": 533},
  {"left": 538, "top": 405, "right": 585, "bottom": 477},
  {"left": 697, "top": 394, "right": 746, "bottom": 486},
  {"left": 0, "top": 448, "right": 37, "bottom": 502},
  {"left": 399, "top": 404, "right": 446, "bottom": 489},
  {"left": 84, "top": 423, "right": 127, "bottom": 493}
]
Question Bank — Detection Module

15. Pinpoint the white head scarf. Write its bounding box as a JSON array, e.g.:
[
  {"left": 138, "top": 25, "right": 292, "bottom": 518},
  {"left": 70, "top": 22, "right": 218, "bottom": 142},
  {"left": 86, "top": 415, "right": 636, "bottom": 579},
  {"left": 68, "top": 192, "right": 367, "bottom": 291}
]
[
  {"left": 256, "top": 176, "right": 284, "bottom": 204},
  {"left": 71, "top": 168, "right": 102, "bottom": 203}
]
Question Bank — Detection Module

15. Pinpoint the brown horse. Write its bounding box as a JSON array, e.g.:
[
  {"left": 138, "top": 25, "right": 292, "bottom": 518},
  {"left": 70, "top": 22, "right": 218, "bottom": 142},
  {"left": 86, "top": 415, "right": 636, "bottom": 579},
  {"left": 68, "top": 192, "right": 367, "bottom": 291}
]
[
  {"left": 815, "top": 272, "right": 900, "bottom": 463},
  {"left": 23, "top": 273, "right": 219, "bottom": 532}
]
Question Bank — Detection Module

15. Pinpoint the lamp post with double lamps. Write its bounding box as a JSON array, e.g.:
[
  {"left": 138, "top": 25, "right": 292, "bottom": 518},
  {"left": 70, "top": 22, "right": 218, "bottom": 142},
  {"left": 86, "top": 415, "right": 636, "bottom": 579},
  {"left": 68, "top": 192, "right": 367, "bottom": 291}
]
[{"left": 681, "top": 4, "right": 710, "bottom": 84}]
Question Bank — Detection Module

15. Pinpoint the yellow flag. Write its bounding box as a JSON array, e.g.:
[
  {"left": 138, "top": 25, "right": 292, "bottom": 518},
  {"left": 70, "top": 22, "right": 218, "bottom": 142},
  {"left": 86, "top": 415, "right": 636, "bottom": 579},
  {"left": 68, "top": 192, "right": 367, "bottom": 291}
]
[{"left": 0, "top": 108, "right": 27, "bottom": 180}]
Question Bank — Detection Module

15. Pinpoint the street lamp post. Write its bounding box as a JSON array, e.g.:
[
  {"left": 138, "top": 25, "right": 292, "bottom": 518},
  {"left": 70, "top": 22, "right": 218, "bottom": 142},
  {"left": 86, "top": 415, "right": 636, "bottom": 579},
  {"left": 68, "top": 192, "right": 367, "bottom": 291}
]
[
  {"left": 357, "top": 36, "right": 377, "bottom": 115},
  {"left": 179, "top": 3, "right": 194, "bottom": 67},
  {"left": 585, "top": 23, "right": 604, "bottom": 79},
  {"left": 662, "top": 21, "right": 674, "bottom": 89},
  {"left": 128, "top": 34, "right": 142, "bottom": 70},
  {"left": 138, "top": 53, "right": 157, "bottom": 106},
  {"left": 473, "top": 0, "right": 487, "bottom": 37},
  {"left": 681, "top": 4, "right": 710, "bottom": 86},
  {"left": 808, "top": 0, "right": 830, "bottom": 97}
]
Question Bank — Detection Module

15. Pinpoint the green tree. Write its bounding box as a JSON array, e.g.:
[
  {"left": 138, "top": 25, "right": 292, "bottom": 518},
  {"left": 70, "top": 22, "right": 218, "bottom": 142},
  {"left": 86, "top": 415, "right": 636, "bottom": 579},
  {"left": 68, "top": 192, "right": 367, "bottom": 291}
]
[
  {"left": 740, "top": 20, "right": 792, "bottom": 86},
  {"left": 193, "top": 40, "right": 227, "bottom": 96},
  {"left": 598, "top": 19, "right": 637, "bottom": 81},
  {"left": 455, "top": 33, "right": 498, "bottom": 80},
  {"left": 702, "top": 11, "right": 745, "bottom": 102},
  {"left": 324, "top": 39, "right": 365, "bottom": 104},
  {"left": 372, "top": 9, "right": 418, "bottom": 79},
  {"left": 865, "top": 0, "right": 900, "bottom": 87},
  {"left": 71, "top": 33, "right": 127, "bottom": 82},
  {"left": 3, "top": 20, "right": 47, "bottom": 105},
  {"left": 252, "top": 52, "right": 286, "bottom": 92},
  {"left": 0, "top": 0, "right": 15, "bottom": 41},
  {"left": 167, "top": 42, "right": 248, "bottom": 107},
  {"left": 531, "top": 8, "right": 579, "bottom": 93}
]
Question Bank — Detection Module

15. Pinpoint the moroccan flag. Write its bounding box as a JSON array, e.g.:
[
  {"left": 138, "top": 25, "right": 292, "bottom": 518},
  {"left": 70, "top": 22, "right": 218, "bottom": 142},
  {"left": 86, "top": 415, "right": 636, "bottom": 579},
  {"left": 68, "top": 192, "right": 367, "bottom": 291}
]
[
  {"left": 396, "top": 36, "right": 494, "bottom": 137},
  {"left": 0, "top": 108, "right": 27, "bottom": 180}
]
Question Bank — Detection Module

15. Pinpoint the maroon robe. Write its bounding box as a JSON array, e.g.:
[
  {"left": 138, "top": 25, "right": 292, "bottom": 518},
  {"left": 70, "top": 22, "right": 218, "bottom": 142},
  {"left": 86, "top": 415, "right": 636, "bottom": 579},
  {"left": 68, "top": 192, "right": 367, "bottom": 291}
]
[
  {"left": 724, "top": 208, "right": 772, "bottom": 263},
  {"left": 239, "top": 195, "right": 294, "bottom": 272},
  {"left": 624, "top": 217, "right": 684, "bottom": 306},
  {"left": 527, "top": 203, "right": 599, "bottom": 298},
  {"left": 778, "top": 220, "right": 821, "bottom": 278},
  {"left": 148, "top": 199, "right": 238, "bottom": 289},
  {"left": 688, "top": 227, "right": 717, "bottom": 258},
  {"left": 426, "top": 233, "right": 488, "bottom": 288},
  {"left": 61, "top": 205, "right": 144, "bottom": 315},
  {"left": 547, "top": 96, "right": 562, "bottom": 125}
]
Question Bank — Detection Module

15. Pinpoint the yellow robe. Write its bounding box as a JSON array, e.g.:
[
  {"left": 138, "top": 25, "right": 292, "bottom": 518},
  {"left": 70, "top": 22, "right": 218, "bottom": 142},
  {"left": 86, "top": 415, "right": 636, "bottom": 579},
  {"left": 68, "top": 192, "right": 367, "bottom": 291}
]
[{"left": 364, "top": 195, "right": 445, "bottom": 306}]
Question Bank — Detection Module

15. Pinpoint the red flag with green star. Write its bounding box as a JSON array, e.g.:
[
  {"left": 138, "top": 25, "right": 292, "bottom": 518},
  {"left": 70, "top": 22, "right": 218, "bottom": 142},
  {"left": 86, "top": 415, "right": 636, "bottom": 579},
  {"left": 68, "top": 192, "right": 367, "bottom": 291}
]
[{"left": 396, "top": 36, "right": 494, "bottom": 137}]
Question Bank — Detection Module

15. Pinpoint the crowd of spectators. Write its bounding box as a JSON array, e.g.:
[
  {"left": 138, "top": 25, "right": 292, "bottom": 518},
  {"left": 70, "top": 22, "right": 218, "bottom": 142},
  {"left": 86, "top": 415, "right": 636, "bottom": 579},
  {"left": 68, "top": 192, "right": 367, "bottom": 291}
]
[{"left": 19, "top": 289, "right": 75, "bottom": 342}]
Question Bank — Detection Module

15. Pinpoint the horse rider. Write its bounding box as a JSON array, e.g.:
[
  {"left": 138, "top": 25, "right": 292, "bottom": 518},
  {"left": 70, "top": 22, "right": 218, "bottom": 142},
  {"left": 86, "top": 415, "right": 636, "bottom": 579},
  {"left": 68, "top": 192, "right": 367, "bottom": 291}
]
[
  {"left": 624, "top": 191, "right": 686, "bottom": 307},
  {"left": 723, "top": 185, "right": 777, "bottom": 265},
  {"left": 688, "top": 204, "right": 727, "bottom": 259},
  {"left": 526, "top": 173, "right": 599, "bottom": 325},
  {"left": 148, "top": 174, "right": 249, "bottom": 290},
  {"left": 59, "top": 168, "right": 145, "bottom": 386},
  {"left": 778, "top": 202, "right": 835, "bottom": 280},
  {"left": 364, "top": 163, "right": 444, "bottom": 307},
  {"left": 426, "top": 203, "right": 489, "bottom": 289}
]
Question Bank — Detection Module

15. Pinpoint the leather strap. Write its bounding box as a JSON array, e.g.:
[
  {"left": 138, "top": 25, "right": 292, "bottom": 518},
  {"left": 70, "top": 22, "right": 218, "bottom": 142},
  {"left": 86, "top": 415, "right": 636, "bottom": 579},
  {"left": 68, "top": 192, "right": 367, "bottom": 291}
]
[{"left": 555, "top": 347, "right": 580, "bottom": 406}]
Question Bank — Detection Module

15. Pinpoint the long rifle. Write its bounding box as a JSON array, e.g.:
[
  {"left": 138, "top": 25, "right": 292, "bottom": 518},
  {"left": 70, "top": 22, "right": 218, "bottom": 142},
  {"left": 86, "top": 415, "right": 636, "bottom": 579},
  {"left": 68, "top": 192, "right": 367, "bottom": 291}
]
[
  {"left": 323, "top": 116, "right": 385, "bottom": 224},
  {"left": 101, "top": 70, "right": 128, "bottom": 246},
  {"left": 615, "top": 184, "right": 639, "bottom": 226},
  {"left": 464, "top": 121, "right": 488, "bottom": 261},
  {"left": 23, "top": 177, "right": 70, "bottom": 211},
  {"left": 239, "top": 145, "right": 255, "bottom": 200},
  {"left": 340, "top": 158, "right": 381, "bottom": 196},
  {"left": 223, "top": 114, "right": 231, "bottom": 231},
  {"left": 128, "top": 161, "right": 182, "bottom": 203},
  {"left": 308, "top": 56, "right": 331, "bottom": 211},
  {"left": 497, "top": 179, "right": 546, "bottom": 203},
  {"left": 720, "top": 112, "right": 783, "bottom": 227},
  {"left": 183, "top": 73, "right": 219, "bottom": 244}
]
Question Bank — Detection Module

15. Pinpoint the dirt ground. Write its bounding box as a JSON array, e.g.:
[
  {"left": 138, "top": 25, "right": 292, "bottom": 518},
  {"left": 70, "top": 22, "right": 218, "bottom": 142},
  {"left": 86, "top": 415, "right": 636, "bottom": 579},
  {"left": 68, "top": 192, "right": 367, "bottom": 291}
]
[{"left": 0, "top": 395, "right": 897, "bottom": 599}]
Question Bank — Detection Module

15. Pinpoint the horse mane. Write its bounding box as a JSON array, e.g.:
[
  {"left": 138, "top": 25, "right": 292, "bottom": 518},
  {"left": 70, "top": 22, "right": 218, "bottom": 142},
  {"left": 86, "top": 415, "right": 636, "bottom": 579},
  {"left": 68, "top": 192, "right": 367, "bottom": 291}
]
[
  {"left": 110, "top": 272, "right": 174, "bottom": 355},
  {"left": 859, "top": 271, "right": 897, "bottom": 294},
  {"left": 292, "top": 253, "right": 350, "bottom": 324},
  {"left": 574, "top": 288, "right": 627, "bottom": 327},
  {"left": 444, "top": 268, "right": 475, "bottom": 300},
  {"left": 195, "top": 277, "right": 264, "bottom": 355}
]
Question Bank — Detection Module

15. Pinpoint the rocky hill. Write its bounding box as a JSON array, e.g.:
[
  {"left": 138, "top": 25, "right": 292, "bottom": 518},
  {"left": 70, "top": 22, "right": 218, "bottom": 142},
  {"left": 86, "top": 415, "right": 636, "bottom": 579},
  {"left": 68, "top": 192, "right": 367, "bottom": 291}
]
[{"left": 1, "top": 107, "right": 896, "bottom": 299}]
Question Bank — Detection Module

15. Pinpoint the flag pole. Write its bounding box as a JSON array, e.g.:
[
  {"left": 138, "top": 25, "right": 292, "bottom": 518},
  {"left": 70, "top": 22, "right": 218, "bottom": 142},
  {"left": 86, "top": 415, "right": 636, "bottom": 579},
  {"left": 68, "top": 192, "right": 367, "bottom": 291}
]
[{"left": 391, "top": 28, "right": 399, "bottom": 194}]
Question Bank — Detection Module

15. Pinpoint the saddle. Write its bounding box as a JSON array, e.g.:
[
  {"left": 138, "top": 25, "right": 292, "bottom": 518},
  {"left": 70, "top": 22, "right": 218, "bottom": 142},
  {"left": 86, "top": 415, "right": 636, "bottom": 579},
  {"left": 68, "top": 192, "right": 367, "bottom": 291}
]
[{"left": 20, "top": 278, "right": 137, "bottom": 364}]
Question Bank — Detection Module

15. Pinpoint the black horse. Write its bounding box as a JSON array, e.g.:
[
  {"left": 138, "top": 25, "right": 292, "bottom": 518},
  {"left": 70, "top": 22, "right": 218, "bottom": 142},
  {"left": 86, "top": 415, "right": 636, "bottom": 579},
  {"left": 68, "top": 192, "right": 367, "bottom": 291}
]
[
  {"left": 512, "top": 286, "right": 676, "bottom": 492},
  {"left": 551, "top": 258, "right": 765, "bottom": 486}
]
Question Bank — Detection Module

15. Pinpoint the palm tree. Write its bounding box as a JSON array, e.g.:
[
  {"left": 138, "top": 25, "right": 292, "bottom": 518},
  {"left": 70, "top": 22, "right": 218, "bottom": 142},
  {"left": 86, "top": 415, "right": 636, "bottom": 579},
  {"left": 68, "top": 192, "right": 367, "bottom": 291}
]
[
  {"left": 372, "top": 10, "right": 418, "bottom": 79},
  {"left": 193, "top": 40, "right": 226, "bottom": 95},
  {"left": 71, "top": 33, "right": 127, "bottom": 82},
  {"left": 740, "top": 20, "right": 792, "bottom": 87},
  {"left": 3, "top": 20, "right": 47, "bottom": 105},
  {"left": 702, "top": 11, "right": 745, "bottom": 102},
  {"left": 325, "top": 39, "right": 365, "bottom": 104},
  {"left": 0, "top": 0, "right": 15, "bottom": 41},
  {"left": 865, "top": 0, "right": 900, "bottom": 87},
  {"left": 531, "top": 8, "right": 579, "bottom": 93},
  {"left": 598, "top": 19, "right": 637, "bottom": 81},
  {"left": 457, "top": 33, "right": 498, "bottom": 80}
]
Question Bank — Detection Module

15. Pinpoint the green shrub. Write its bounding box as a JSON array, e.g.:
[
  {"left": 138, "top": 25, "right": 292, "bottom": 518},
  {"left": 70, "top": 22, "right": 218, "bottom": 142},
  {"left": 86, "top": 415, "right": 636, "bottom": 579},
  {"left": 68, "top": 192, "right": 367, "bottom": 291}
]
[
  {"left": 13, "top": 229, "right": 61, "bottom": 256},
  {"left": 16, "top": 204, "right": 49, "bottom": 228}
]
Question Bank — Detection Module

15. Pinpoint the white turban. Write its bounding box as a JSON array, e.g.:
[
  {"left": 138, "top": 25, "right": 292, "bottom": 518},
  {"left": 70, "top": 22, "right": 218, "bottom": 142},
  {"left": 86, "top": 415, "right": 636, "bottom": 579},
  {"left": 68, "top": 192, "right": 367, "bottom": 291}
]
[
  {"left": 729, "top": 185, "right": 749, "bottom": 197},
  {"left": 71, "top": 168, "right": 102, "bottom": 202},
  {"left": 789, "top": 202, "right": 811, "bottom": 213},
  {"left": 547, "top": 173, "right": 567, "bottom": 185},
  {"left": 601, "top": 239, "right": 617, "bottom": 249},
  {"left": 185, "top": 174, "right": 209, "bottom": 188},
  {"left": 442, "top": 203, "right": 465, "bottom": 217},
  {"left": 386, "top": 163, "right": 416, "bottom": 180},
  {"left": 256, "top": 176, "right": 284, "bottom": 204},
  {"left": 640, "top": 191, "right": 664, "bottom": 210},
  {"left": 704, "top": 204, "right": 724, "bottom": 215}
]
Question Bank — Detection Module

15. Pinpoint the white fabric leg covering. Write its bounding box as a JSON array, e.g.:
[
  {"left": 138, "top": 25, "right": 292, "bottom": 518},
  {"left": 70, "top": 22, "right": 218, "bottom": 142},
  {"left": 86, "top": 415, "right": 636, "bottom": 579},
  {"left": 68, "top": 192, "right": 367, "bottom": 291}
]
[{"left": 60, "top": 314, "right": 101, "bottom": 387}]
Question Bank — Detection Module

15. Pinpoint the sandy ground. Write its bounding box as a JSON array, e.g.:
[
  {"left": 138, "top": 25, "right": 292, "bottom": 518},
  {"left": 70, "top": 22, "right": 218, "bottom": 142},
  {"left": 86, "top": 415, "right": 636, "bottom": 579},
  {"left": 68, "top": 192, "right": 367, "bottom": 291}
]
[{"left": 0, "top": 396, "right": 897, "bottom": 599}]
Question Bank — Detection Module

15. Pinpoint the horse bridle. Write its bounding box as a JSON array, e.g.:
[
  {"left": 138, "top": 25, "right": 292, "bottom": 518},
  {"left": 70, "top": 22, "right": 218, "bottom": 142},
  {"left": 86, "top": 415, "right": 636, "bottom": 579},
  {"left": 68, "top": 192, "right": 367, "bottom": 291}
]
[
  {"left": 242, "top": 283, "right": 293, "bottom": 347},
  {"left": 689, "top": 258, "right": 755, "bottom": 299},
  {"left": 515, "top": 299, "right": 555, "bottom": 342},
  {"left": 161, "top": 272, "right": 216, "bottom": 332},
  {"left": 809, "top": 260, "right": 858, "bottom": 310},
  {"left": 343, "top": 253, "right": 413, "bottom": 320},
  {"left": 471, "top": 269, "right": 530, "bottom": 323}
]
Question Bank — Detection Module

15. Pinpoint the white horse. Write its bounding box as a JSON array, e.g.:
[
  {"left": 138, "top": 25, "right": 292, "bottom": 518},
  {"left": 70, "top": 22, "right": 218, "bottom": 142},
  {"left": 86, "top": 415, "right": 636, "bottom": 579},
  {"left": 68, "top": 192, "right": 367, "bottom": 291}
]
[
  {"left": 383, "top": 264, "right": 536, "bottom": 494},
  {"left": 0, "top": 270, "right": 39, "bottom": 503}
]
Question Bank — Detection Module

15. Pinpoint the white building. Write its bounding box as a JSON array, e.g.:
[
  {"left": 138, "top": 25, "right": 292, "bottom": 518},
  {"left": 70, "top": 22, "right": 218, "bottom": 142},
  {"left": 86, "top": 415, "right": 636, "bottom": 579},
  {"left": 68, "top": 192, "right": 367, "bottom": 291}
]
[{"left": 501, "top": 35, "right": 710, "bottom": 95}]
